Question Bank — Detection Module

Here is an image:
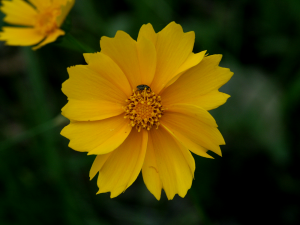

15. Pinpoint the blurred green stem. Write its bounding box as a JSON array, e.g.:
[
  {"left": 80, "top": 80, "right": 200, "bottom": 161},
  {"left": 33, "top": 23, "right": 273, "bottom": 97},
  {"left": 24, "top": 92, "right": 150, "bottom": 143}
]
[
  {"left": 56, "top": 33, "right": 95, "bottom": 53},
  {"left": 0, "top": 115, "right": 67, "bottom": 151}
]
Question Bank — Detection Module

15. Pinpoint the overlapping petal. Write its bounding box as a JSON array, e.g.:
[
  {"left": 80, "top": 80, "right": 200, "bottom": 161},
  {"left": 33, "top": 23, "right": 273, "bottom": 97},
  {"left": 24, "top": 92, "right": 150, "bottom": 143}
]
[
  {"left": 149, "top": 22, "right": 197, "bottom": 93},
  {"left": 1, "top": 0, "right": 37, "bottom": 26},
  {"left": 137, "top": 36, "right": 156, "bottom": 86},
  {"left": 100, "top": 31, "right": 141, "bottom": 90},
  {"left": 0, "top": 27, "right": 44, "bottom": 46},
  {"left": 147, "top": 127, "right": 195, "bottom": 200},
  {"left": 193, "top": 90, "right": 231, "bottom": 111},
  {"left": 137, "top": 22, "right": 205, "bottom": 94},
  {"left": 162, "top": 54, "right": 233, "bottom": 107},
  {"left": 62, "top": 99, "right": 124, "bottom": 122},
  {"left": 29, "top": 0, "right": 51, "bottom": 10},
  {"left": 142, "top": 134, "right": 162, "bottom": 200},
  {"left": 83, "top": 52, "right": 132, "bottom": 97},
  {"left": 137, "top": 23, "right": 157, "bottom": 45},
  {"left": 32, "top": 29, "right": 65, "bottom": 50},
  {"left": 61, "top": 115, "right": 131, "bottom": 154},
  {"left": 62, "top": 65, "right": 127, "bottom": 121},
  {"left": 161, "top": 51, "right": 206, "bottom": 91},
  {"left": 91, "top": 129, "right": 148, "bottom": 198},
  {"left": 161, "top": 104, "right": 225, "bottom": 156},
  {"left": 53, "top": 0, "right": 68, "bottom": 5}
]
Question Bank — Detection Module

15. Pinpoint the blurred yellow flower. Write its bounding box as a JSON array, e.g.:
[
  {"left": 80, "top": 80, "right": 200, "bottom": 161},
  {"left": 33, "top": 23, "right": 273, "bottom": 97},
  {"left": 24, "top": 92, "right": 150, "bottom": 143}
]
[
  {"left": 0, "top": 0, "right": 75, "bottom": 49},
  {"left": 61, "top": 22, "right": 233, "bottom": 200}
]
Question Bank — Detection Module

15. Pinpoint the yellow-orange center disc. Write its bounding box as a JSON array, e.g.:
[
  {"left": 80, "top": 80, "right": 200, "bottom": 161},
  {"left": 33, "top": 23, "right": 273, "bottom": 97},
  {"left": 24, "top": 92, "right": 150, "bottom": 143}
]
[
  {"left": 124, "top": 87, "right": 165, "bottom": 131},
  {"left": 35, "top": 7, "right": 61, "bottom": 35}
]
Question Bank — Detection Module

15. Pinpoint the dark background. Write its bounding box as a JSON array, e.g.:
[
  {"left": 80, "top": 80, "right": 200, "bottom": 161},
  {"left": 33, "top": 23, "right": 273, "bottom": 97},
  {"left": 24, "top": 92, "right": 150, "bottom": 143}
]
[{"left": 1, "top": 0, "right": 300, "bottom": 224}]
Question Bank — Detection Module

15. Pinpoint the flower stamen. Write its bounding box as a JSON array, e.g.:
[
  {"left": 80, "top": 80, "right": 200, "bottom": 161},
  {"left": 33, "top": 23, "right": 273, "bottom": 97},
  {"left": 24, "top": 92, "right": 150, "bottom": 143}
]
[{"left": 124, "top": 87, "right": 165, "bottom": 131}]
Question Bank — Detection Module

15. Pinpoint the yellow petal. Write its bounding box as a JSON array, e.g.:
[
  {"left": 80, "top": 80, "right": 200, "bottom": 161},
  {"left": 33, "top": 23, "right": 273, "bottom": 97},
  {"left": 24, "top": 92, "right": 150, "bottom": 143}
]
[
  {"left": 142, "top": 132, "right": 162, "bottom": 200},
  {"left": 62, "top": 99, "right": 124, "bottom": 121},
  {"left": 137, "top": 23, "right": 157, "bottom": 46},
  {"left": 162, "top": 124, "right": 213, "bottom": 159},
  {"left": 150, "top": 127, "right": 195, "bottom": 200},
  {"left": 161, "top": 103, "right": 216, "bottom": 158},
  {"left": 137, "top": 36, "right": 156, "bottom": 86},
  {"left": 89, "top": 153, "right": 111, "bottom": 180},
  {"left": 32, "top": 29, "right": 65, "bottom": 50},
  {"left": 52, "top": 0, "right": 68, "bottom": 5},
  {"left": 162, "top": 54, "right": 233, "bottom": 107},
  {"left": 193, "top": 90, "right": 231, "bottom": 111},
  {"left": 0, "top": 27, "right": 44, "bottom": 46},
  {"left": 150, "top": 22, "right": 196, "bottom": 94},
  {"left": 161, "top": 51, "right": 207, "bottom": 93},
  {"left": 166, "top": 104, "right": 217, "bottom": 127},
  {"left": 100, "top": 31, "right": 141, "bottom": 90},
  {"left": 84, "top": 52, "right": 132, "bottom": 97},
  {"left": 61, "top": 115, "right": 131, "bottom": 154},
  {"left": 28, "top": 0, "right": 51, "bottom": 10},
  {"left": 96, "top": 129, "right": 148, "bottom": 198},
  {"left": 62, "top": 65, "right": 127, "bottom": 104},
  {"left": 1, "top": 0, "right": 37, "bottom": 26},
  {"left": 87, "top": 122, "right": 132, "bottom": 155},
  {"left": 56, "top": 0, "right": 75, "bottom": 27},
  {"left": 175, "top": 51, "right": 206, "bottom": 76},
  {"left": 83, "top": 52, "right": 97, "bottom": 64},
  {"left": 161, "top": 104, "right": 225, "bottom": 156}
]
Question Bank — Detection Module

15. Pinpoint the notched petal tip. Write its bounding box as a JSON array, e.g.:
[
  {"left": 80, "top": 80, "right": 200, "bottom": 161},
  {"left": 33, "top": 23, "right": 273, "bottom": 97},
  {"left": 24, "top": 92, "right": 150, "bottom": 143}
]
[
  {"left": 206, "top": 54, "right": 223, "bottom": 65},
  {"left": 218, "top": 151, "right": 223, "bottom": 157},
  {"left": 60, "top": 123, "right": 70, "bottom": 137},
  {"left": 83, "top": 52, "right": 99, "bottom": 64},
  {"left": 137, "top": 23, "right": 157, "bottom": 45},
  {"left": 115, "top": 30, "right": 132, "bottom": 38},
  {"left": 91, "top": 130, "right": 147, "bottom": 198},
  {"left": 164, "top": 21, "right": 182, "bottom": 31}
]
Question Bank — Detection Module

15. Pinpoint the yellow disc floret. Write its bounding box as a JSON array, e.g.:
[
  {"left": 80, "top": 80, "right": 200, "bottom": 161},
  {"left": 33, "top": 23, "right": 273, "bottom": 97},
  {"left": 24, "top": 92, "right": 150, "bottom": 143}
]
[
  {"left": 35, "top": 6, "right": 61, "bottom": 35},
  {"left": 124, "top": 87, "right": 166, "bottom": 132}
]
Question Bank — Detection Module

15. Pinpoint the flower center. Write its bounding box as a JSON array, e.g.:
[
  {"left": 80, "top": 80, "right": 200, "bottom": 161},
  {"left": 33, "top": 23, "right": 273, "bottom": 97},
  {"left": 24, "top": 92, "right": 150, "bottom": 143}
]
[
  {"left": 124, "top": 87, "right": 166, "bottom": 132},
  {"left": 35, "top": 7, "right": 61, "bottom": 35}
]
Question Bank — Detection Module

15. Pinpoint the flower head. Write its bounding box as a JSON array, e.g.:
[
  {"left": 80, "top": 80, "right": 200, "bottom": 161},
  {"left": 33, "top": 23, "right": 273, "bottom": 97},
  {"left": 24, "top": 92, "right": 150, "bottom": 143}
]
[
  {"left": 61, "top": 22, "right": 233, "bottom": 200},
  {"left": 0, "top": 0, "right": 75, "bottom": 49}
]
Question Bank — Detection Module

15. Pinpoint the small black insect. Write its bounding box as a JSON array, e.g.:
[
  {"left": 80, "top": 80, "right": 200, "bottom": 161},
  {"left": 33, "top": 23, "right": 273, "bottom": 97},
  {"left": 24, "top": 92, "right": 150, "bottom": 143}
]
[{"left": 136, "top": 84, "right": 151, "bottom": 92}]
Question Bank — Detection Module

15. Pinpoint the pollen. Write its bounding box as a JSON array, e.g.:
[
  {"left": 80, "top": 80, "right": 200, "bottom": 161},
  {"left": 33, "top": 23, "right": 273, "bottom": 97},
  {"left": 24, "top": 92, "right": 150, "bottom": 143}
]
[{"left": 124, "top": 87, "right": 166, "bottom": 132}]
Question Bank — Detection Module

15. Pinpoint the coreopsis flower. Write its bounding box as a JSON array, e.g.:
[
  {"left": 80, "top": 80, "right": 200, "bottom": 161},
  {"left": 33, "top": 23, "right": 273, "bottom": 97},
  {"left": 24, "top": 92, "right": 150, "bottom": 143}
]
[
  {"left": 61, "top": 22, "right": 233, "bottom": 200},
  {"left": 0, "top": 0, "right": 75, "bottom": 49}
]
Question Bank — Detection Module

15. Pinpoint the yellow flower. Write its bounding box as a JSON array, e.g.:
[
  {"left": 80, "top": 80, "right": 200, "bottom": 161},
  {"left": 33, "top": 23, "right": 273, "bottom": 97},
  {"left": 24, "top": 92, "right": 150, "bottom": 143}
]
[
  {"left": 61, "top": 22, "right": 233, "bottom": 200},
  {"left": 0, "top": 0, "right": 75, "bottom": 49}
]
